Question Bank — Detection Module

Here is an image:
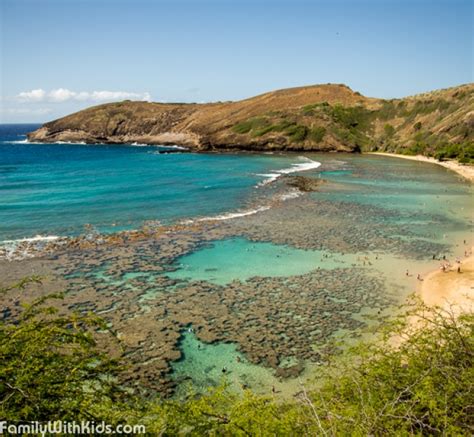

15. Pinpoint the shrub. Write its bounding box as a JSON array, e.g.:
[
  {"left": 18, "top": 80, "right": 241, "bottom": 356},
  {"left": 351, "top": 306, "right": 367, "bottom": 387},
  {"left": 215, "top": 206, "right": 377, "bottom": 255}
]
[
  {"left": 0, "top": 279, "right": 129, "bottom": 422},
  {"left": 383, "top": 123, "right": 395, "bottom": 138},
  {"left": 308, "top": 126, "right": 326, "bottom": 143},
  {"left": 286, "top": 124, "right": 308, "bottom": 142},
  {"left": 305, "top": 301, "right": 474, "bottom": 435},
  {"left": 330, "top": 104, "right": 373, "bottom": 131},
  {"left": 232, "top": 117, "right": 268, "bottom": 134}
]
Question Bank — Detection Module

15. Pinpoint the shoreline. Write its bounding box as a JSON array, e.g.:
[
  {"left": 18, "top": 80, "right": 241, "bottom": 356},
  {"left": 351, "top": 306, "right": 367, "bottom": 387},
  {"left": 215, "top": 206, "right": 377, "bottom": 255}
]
[
  {"left": 369, "top": 152, "right": 474, "bottom": 183},
  {"left": 418, "top": 248, "right": 473, "bottom": 314}
]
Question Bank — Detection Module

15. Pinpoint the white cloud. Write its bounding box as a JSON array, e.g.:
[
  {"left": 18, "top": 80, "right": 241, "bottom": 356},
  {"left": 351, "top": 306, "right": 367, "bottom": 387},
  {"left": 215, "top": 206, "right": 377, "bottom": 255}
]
[
  {"left": 17, "top": 89, "right": 46, "bottom": 102},
  {"left": 48, "top": 88, "right": 77, "bottom": 102},
  {"left": 15, "top": 88, "right": 152, "bottom": 103}
]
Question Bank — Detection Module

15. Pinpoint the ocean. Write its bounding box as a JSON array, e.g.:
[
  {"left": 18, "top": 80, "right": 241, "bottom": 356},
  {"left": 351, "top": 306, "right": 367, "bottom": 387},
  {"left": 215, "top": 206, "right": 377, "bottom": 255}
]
[
  {"left": 0, "top": 124, "right": 319, "bottom": 242},
  {"left": 1, "top": 124, "right": 472, "bottom": 247}
]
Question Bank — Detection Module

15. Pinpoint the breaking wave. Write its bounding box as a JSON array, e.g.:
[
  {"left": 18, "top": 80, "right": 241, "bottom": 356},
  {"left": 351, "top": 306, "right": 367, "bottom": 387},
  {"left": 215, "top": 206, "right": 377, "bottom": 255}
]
[{"left": 256, "top": 156, "right": 321, "bottom": 186}]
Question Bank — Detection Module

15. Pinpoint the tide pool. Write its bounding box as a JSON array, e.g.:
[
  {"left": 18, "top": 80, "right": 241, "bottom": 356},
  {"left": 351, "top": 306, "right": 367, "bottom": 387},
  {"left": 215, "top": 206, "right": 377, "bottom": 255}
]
[
  {"left": 168, "top": 238, "right": 358, "bottom": 285},
  {"left": 171, "top": 330, "right": 313, "bottom": 398}
]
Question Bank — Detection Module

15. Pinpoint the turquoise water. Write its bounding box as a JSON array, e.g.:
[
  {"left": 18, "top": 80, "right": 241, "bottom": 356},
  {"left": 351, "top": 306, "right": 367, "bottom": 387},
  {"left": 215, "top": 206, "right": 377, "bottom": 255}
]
[
  {"left": 1, "top": 125, "right": 471, "bottom": 252},
  {"left": 0, "top": 124, "right": 312, "bottom": 241},
  {"left": 169, "top": 238, "right": 358, "bottom": 285},
  {"left": 172, "top": 330, "right": 310, "bottom": 397},
  {"left": 317, "top": 154, "right": 472, "bottom": 224}
]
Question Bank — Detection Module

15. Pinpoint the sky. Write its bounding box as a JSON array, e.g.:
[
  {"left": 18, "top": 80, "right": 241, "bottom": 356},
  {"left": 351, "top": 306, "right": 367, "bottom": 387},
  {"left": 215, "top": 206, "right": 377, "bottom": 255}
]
[{"left": 0, "top": 0, "right": 472, "bottom": 123}]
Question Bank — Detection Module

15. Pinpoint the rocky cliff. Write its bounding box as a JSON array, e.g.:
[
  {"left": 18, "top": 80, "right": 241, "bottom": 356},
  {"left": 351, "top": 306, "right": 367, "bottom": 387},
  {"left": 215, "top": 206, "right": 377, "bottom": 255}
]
[{"left": 28, "top": 83, "right": 474, "bottom": 157}]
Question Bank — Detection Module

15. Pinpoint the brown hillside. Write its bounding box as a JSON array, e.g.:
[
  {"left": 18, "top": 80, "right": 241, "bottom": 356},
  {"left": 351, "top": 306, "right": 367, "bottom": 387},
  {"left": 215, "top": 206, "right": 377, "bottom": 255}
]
[{"left": 28, "top": 83, "right": 473, "bottom": 158}]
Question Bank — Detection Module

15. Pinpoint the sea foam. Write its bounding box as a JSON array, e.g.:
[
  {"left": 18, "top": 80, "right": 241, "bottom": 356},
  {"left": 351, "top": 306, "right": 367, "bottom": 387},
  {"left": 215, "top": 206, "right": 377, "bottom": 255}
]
[
  {"left": 1, "top": 235, "right": 61, "bottom": 244},
  {"left": 256, "top": 157, "right": 321, "bottom": 186},
  {"left": 0, "top": 235, "right": 63, "bottom": 261},
  {"left": 183, "top": 206, "right": 271, "bottom": 224}
]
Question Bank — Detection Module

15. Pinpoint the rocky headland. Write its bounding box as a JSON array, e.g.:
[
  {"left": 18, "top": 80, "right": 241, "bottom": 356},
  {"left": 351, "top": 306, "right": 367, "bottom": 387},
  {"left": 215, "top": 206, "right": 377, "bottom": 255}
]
[{"left": 28, "top": 83, "right": 474, "bottom": 158}]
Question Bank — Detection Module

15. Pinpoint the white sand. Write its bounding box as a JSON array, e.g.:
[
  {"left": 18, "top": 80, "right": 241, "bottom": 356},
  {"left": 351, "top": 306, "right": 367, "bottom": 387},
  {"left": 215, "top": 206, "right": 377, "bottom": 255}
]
[{"left": 369, "top": 152, "right": 474, "bottom": 183}]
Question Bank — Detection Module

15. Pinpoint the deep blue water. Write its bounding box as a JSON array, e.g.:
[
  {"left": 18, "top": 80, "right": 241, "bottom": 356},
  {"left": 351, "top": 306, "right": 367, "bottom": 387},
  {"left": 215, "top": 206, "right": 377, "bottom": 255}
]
[{"left": 0, "top": 124, "right": 309, "bottom": 241}]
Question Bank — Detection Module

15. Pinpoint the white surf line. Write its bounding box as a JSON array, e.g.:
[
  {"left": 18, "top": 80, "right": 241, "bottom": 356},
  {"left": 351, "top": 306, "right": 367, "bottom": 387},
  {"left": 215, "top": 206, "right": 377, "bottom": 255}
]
[
  {"left": 256, "top": 156, "right": 321, "bottom": 187},
  {"left": 131, "top": 142, "right": 188, "bottom": 150},
  {"left": 5, "top": 138, "right": 189, "bottom": 149},
  {"left": 0, "top": 235, "right": 65, "bottom": 261},
  {"left": 1, "top": 235, "right": 61, "bottom": 244},
  {"left": 2, "top": 139, "right": 88, "bottom": 145},
  {"left": 182, "top": 206, "right": 271, "bottom": 224}
]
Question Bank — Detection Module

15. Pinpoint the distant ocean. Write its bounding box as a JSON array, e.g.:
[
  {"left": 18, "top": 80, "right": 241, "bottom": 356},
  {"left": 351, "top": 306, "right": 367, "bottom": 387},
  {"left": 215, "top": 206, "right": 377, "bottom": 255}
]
[{"left": 0, "top": 124, "right": 321, "bottom": 242}]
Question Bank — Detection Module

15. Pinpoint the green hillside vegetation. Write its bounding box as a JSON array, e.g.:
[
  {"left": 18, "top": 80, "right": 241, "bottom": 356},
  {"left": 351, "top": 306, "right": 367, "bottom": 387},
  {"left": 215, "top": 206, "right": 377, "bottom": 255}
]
[
  {"left": 28, "top": 83, "right": 474, "bottom": 160},
  {"left": 1, "top": 279, "right": 472, "bottom": 435},
  {"left": 232, "top": 94, "right": 474, "bottom": 162}
]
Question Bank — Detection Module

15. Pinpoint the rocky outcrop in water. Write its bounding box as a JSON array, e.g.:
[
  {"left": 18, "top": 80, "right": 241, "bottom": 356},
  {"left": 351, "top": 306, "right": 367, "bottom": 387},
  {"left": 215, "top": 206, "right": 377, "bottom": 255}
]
[{"left": 284, "top": 175, "right": 326, "bottom": 192}]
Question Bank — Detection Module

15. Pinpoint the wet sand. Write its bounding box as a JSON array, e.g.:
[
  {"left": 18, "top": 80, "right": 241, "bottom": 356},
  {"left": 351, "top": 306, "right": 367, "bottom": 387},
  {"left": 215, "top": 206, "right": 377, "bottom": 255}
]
[{"left": 369, "top": 152, "right": 474, "bottom": 183}]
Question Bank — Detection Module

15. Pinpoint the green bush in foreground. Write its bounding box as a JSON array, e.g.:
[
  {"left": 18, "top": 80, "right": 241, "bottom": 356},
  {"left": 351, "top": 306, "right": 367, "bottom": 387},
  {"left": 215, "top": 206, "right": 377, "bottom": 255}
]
[
  {"left": 0, "top": 279, "right": 130, "bottom": 423},
  {"left": 1, "top": 280, "right": 472, "bottom": 435}
]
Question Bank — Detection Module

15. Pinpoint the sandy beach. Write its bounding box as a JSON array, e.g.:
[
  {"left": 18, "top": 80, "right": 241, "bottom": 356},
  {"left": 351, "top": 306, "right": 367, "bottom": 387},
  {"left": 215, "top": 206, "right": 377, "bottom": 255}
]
[
  {"left": 419, "top": 250, "right": 474, "bottom": 314},
  {"left": 369, "top": 152, "right": 474, "bottom": 183},
  {"left": 371, "top": 151, "right": 473, "bottom": 313}
]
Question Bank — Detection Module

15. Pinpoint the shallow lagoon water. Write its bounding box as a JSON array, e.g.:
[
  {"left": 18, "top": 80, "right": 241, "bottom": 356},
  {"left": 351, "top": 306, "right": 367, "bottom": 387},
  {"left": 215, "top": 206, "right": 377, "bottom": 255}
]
[
  {"left": 171, "top": 330, "right": 314, "bottom": 398},
  {"left": 168, "top": 237, "right": 358, "bottom": 285}
]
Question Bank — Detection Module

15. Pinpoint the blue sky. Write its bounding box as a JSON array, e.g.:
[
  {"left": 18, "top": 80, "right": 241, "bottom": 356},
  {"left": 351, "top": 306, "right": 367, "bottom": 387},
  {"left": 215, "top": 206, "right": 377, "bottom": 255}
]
[{"left": 1, "top": 0, "right": 472, "bottom": 122}]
